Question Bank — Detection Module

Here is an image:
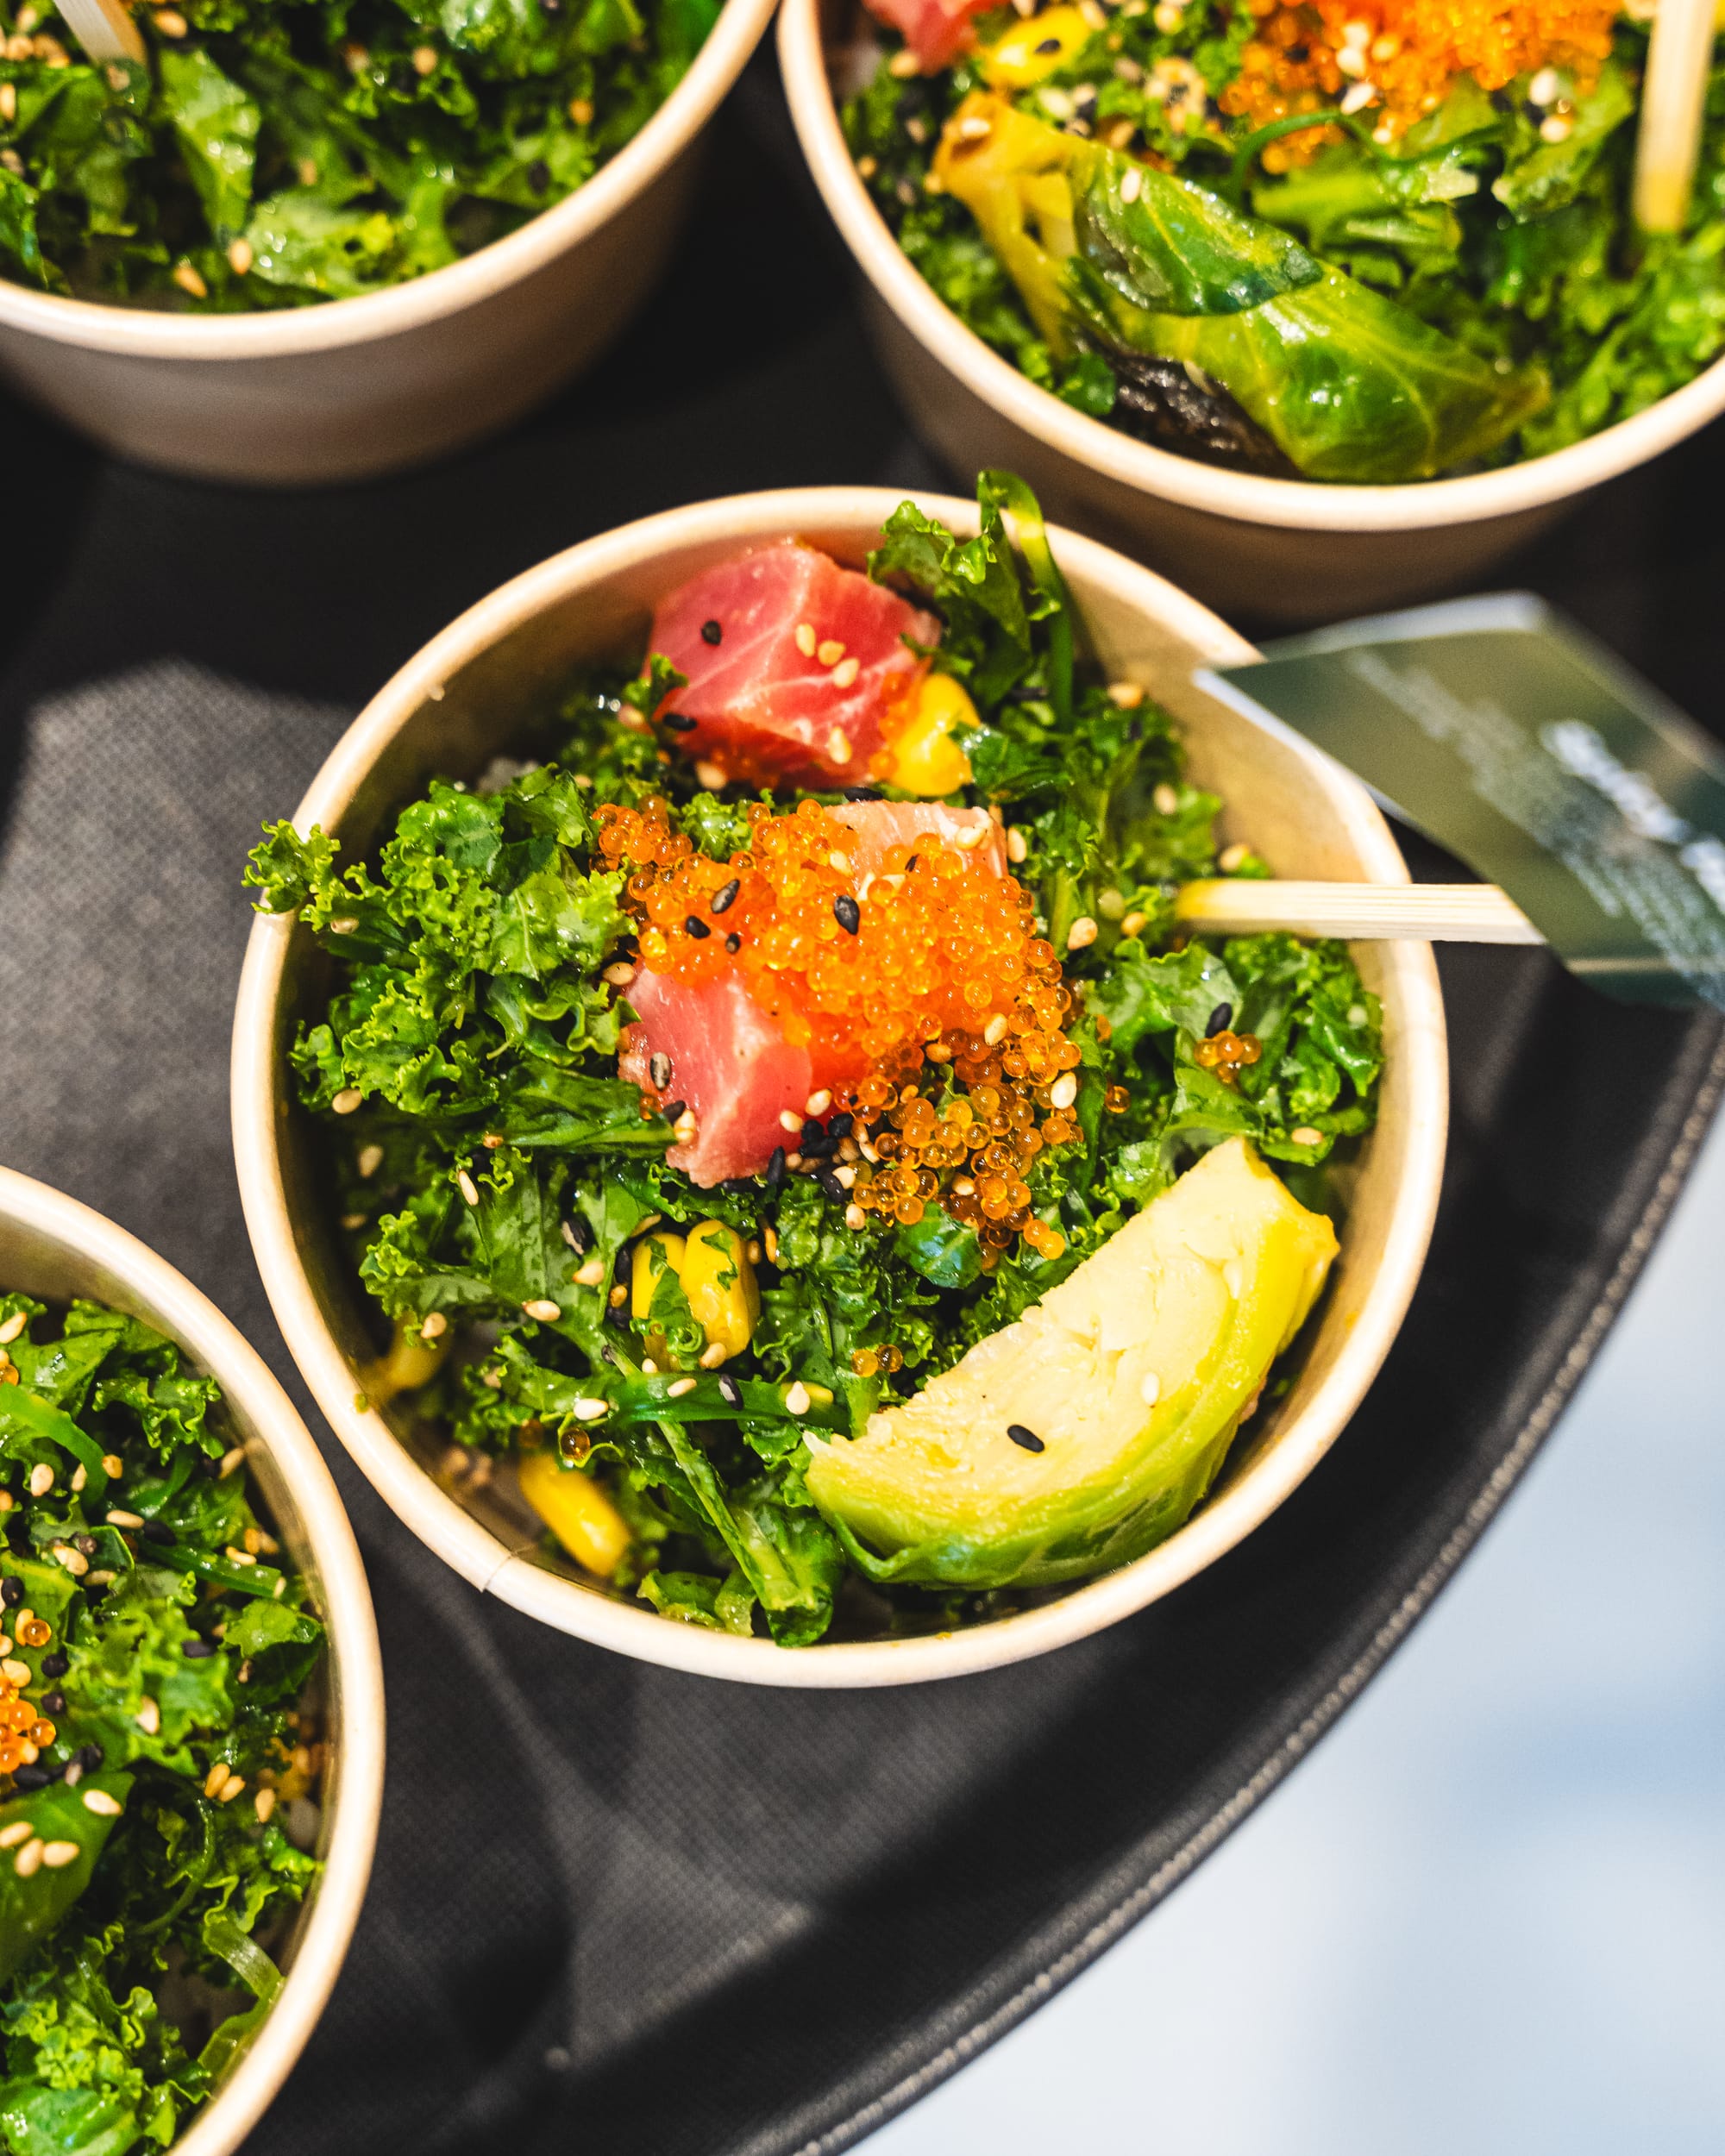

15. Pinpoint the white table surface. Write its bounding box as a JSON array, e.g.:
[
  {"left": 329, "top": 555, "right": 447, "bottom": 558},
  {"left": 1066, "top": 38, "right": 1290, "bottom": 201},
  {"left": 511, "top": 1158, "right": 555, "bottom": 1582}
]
[{"left": 872, "top": 1106, "right": 1725, "bottom": 2156}]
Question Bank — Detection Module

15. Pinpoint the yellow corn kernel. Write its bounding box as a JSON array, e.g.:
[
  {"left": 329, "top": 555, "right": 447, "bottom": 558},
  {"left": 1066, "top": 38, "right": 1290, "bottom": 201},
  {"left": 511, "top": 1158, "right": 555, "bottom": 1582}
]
[
  {"left": 630, "top": 1231, "right": 686, "bottom": 1323},
  {"left": 882, "top": 674, "right": 978, "bottom": 796},
  {"left": 678, "top": 1220, "right": 761, "bottom": 1358},
  {"left": 364, "top": 1316, "right": 448, "bottom": 1405},
  {"left": 981, "top": 4, "right": 1095, "bottom": 89},
  {"left": 517, "top": 1449, "right": 632, "bottom": 1580}
]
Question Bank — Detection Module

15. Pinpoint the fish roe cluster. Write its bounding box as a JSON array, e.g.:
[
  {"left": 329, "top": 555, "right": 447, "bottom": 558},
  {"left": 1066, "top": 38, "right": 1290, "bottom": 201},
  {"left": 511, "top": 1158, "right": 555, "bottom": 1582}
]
[
  {"left": 1220, "top": 0, "right": 1616, "bottom": 161},
  {"left": 596, "top": 794, "right": 1106, "bottom": 1263},
  {"left": 0, "top": 1610, "right": 56, "bottom": 1777}
]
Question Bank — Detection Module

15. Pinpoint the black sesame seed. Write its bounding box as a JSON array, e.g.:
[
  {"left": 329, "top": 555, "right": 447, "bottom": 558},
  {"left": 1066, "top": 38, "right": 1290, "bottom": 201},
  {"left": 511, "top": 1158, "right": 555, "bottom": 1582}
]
[
  {"left": 41, "top": 1689, "right": 66, "bottom": 1714},
  {"left": 41, "top": 1651, "right": 67, "bottom": 1678},
  {"left": 905, "top": 853, "right": 919, "bottom": 872},
  {"left": 198, "top": 1454, "right": 221, "bottom": 1479},
  {"left": 1036, "top": 34, "right": 1060, "bottom": 49},
  {"left": 564, "top": 1214, "right": 592, "bottom": 1254},
  {"left": 684, "top": 915, "right": 711, "bottom": 939},
  {"left": 840, "top": 786, "right": 882, "bottom": 801},
  {"left": 614, "top": 1241, "right": 635, "bottom": 1283},
  {"left": 76, "top": 1743, "right": 104, "bottom": 1770},
  {"left": 73, "top": 1534, "right": 97, "bottom": 1557},
  {"left": 527, "top": 159, "right": 550, "bottom": 193},
  {"left": 817, "top": 1167, "right": 847, "bottom": 1203},
  {"left": 720, "top": 1176, "right": 755, "bottom": 1195},
  {"left": 138, "top": 1518, "right": 173, "bottom": 1545},
  {"left": 718, "top": 1374, "right": 743, "bottom": 1407},
  {"left": 766, "top": 1146, "right": 786, "bottom": 1192},
  {"left": 724, "top": 931, "right": 741, "bottom": 953},
  {"left": 701, "top": 618, "right": 724, "bottom": 645},
  {"left": 2, "top": 1575, "right": 22, "bottom": 1607},
  {"left": 662, "top": 711, "right": 698, "bottom": 734},
  {"left": 605, "top": 1298, "right": 628, "bottom": 1330},
  {"left": 827, "top": 1111, "right": 854, "bottom": 1139},
  {"left": 182, "top": 1638, "right": 216, "bottom": 1659},
  {"left": 800, "top": 1119, "right": 827, "bottom": 1150},
  {"left": 1206, "top": 1003, "right": 1233, "bottom": 1037},
  {"left": 649, "top": 1052, "right": 672, "bottom": 1090},
  {"left": 1006, "top": 1422, "right": 1046, "bottom": 1453},
  {"left": 833, "top": 893, "right": 861, "bottom": 935},
  {"left": 13, "top": 1764, "right": 50, "bottom": 1789},
  {"left": 659, "top": 1100, "right": 687, "bottom": 1122},
  {"left": 890, "top": 1367, "right": 917, "bottom": 1397},
  {"left": 710, "top": 878, "right": 739, "bottom": 914}
]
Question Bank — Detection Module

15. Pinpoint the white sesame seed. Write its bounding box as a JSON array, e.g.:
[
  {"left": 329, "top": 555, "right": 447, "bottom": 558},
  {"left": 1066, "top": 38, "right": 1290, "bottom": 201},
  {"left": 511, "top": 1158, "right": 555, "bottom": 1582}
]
[
  {"left": 1342, "top": 16, "right": 1370, "bottom": 42},
  {"left": 135, "top": 1697, "right": 160, "bottom": 1737},
  {"left": 672, "top": 1112, "right": 698, "bottom": 1141},
  {"left": 219, "top": 1772, "right": 246, "bottom": 1802},
  {"left": 955, "top": 824, "right": 988, "bottom": 849},
  {"left": 699, "top": 1341, "right": 730, "bottom": 1369},
  {"left": 1120, "top": 163, "right": 1143, "bottom": 202},
  {"left": 172, "top": 259, "right": 207, "bottom": 298},
  {"left": 817, "top": 638, "right": 846, "bottom": 666},
  {"left": 667, "top": 1376, "right": 698, "bottom": 1398},
  {"left": 411, "top": 41, "right": 437, "bottom": 72},
  {"left": 523, "top": 1299, "right": 562, "bottom": 1322},
  {"left": 1539, "top": 113, "right": 1571, "bottom": 142},
  {"left": 1120, "top": 911, "right": 1149, "bottom": 938},
  {"left": 204, "top": 1762, "right": 230, "bottom": 1800},
  {"left": 329, "top": 915, "right": 358, "bottom": 935},
  {"left": 794, "top": 622, "right": 818, "bottom": 656},
  {"left": 1336, "top": 44, "right": 1365, "bottom": 74},
  {"left": 0, "top": 1312, "right": 24, "bottom": 1344},
  {"left": 608, "top": 1286, "right": 628, "bottom": 1307},
  {"left": 419, "top": 1311, "right": 448, "bottom": 1340},
  {"left": 694, "top": 760, "right": 729, "bottom": 790},
  {"left": 983, "top": 1015, "right": 1009, "bottom": 1046},
  {"left": 953, "top": 1177, "right": 975, "bottom": 1197},
  {"left": 223, "top": 1546, "right": 257, "bottom": 1567},
  {"left": 80, "top": 1786, "right": 122, "bottom": 1818},
  {"left": 1339, "top": 78, "right": 1376, "bottom": 111},
  {"left": 831, "top": 657, "right": 861, "bottom": 689},
  {"left": 574, "top": 1257, "right": 605, "bottom": 1287},
  {"left": 764, "top": 1225, "right": 779, "bottom": 1264},
  {"left": 331, "top": 1088, "right": 362, "bottom": 1115},
  {"left": 1007, "top": 828, "right": 1028, "bottom": 864},
  {"left": 888, "top": 47, "right": 919, "bottom": 75},
  {"left": 805, "top": 1089, "right": 832, "bottom": 1117},
  {"left": 0, "top": 1820, "right": 31, "bottom": 1848},
  {"left": 220, "top": 1445, "right": 245, "bottom": 1479},
  {"left": 1291, "top": 1125, "right": 1323, "bottom": 1146},
  {"left": 255, "top": 1787, "right": 277, "bottom": 1823},
  {"left": 1219, "top": 841, "right": 1251, "bottom": 872},
  {"left": 602, "top": 962, "right": 636, "bottom": 986},
  {"left": 1153, "top": 783, "right": 1180, "bottom": 817},
  {"left": 106, "top": 1509, "right": 143, "bottom": 1529},
  {"left": 845, "top": 1203, "right": 867, "bottom": 1231},
  {"left": 780, "top": 1108, "right": 805, "bottom": 1134},
  {"left": 0, "top": 1658, "right": 28, "bottom": 1685},
  {"left": 28, "top": 1463, "right": 53, "bottom": 1497},
  {"left": 641, "top": 1358, "right": 659, "bottom": 1376},
  {"left": 1528, "top": 65, "right": 1560, "bottom": 106},
  {"left": 957, "top": 112, "right": 993, "bottom": 140},
  {"left": 70, "top": 1463, "right": 86, "bottom": 1493},
  {"left": 1140, "top": 1370, "right": 1161, "bottom": 1407},
  {"left": 826, "top": 727, "right": 854, "bottom": 763},
  {"left": 573, "top": 1397, "right": 609, "bottom": 1421},
  {"left": 1050, "top": 1074, "right": 1079, "bottom": 1111},
  {"left": 1347, "top": 1003, "right": 1368, "bottom": 1026},
  {"left": 835, "top": 1164, "right": 856, "bottom": 1189},
  {"left": 358, "top": 1144, "right": 384, "bottom": 1179},
  {"left": 1066, "top": 916, "right": 1099, "bottom": 950},
  {"left": 785, "top": 1382, "right": 812, "bottom": 1415},
  {"left": 1107, "top": 681, "right": 1145, "bottom": 709},
  {"left": 14, "top": 1838, "right": 43, "bottom": 1877}
]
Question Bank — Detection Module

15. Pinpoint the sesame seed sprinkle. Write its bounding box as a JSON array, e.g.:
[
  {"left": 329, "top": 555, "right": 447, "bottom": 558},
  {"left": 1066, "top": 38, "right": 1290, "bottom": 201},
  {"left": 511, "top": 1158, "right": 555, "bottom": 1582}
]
[{"left": 1006, "top": 1423, "right": 1045, "bottom": 1452}]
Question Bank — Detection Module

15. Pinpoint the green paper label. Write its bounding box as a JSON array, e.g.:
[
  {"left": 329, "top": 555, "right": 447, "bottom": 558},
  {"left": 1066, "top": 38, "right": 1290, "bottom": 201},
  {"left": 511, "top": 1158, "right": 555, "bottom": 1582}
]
[{"left": 1199, "top": 593, "right": 1725, "bottom": 1009}]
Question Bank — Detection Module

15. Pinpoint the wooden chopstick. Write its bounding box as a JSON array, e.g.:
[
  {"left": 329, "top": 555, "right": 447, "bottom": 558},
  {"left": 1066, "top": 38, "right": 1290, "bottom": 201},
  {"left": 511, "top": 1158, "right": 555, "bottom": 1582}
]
[
  {"left": 55, "top": 0, "right": 145, "bottom": 66},
  {"left": 1173, "top": 881, "right": 1544, "bottom": 943},
  {"left": 1634, "top": 0, "right": 1716, "bottom": 233}
]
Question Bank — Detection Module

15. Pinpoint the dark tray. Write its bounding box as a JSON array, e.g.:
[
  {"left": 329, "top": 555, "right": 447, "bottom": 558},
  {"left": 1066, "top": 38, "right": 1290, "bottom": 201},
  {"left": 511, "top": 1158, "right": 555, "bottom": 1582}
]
[{"left": 2, "top": 55, "right": 1722, "bottom": 2156}]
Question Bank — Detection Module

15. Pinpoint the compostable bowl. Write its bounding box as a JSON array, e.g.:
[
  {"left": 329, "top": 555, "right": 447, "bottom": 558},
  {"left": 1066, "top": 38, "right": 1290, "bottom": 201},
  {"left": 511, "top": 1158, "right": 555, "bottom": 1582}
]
[
  {"left": 779, "top": 0, "right": 1725, "bottom": 623},
  {"left": 231, "top": 485, "right": 1448, "bottom": 1685},
  {"left": 0, "top": 0, "right": 775, "bottom": 486},
  {"left": 0, "top": 1168, "right": 384, "bottom": 2156}
]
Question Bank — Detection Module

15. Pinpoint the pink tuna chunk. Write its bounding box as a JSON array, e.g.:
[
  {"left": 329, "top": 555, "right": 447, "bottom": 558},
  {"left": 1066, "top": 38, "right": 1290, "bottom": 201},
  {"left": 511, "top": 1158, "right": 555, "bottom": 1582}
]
[
  {"left": 619, "top": 968, "right": 813, "bottom": 1188},
  {"left": 651, "top": 542, "right": 940, "bottom": 787},
  {"left": 860, "top": 0, "right": 994, "bottom": 70},
  {"left": 828, "top": 799, "right": 1007, "bottom": 882}
]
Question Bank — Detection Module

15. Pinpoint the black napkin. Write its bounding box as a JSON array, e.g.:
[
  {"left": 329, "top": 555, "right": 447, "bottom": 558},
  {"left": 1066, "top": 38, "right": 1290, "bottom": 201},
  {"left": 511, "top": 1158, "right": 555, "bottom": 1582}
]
[{"left": 0, "top": 63, "right": 1721, "bottom": 2156}]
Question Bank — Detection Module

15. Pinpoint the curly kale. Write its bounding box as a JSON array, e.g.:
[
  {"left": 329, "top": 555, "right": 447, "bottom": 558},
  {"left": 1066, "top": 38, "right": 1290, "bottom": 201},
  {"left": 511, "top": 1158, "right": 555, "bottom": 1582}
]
[{"left": 0, "top": 1298, "right": 323, "bottom": 2155}]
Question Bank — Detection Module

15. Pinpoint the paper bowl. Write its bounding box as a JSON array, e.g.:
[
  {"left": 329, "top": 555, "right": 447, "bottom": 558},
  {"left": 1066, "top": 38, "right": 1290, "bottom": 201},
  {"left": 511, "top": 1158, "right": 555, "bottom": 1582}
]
[
  {"left": 0, "top": 1167, "right": 384, "bottom": 2154},
  {"left": 778, "top": 0, "right": 1725, "bottom": 622},
  {"left": 231, "top": 485, "right": 1447, "bottom": 1685},
  {"left": 0, "top": 0, "right": 775, "bottom": 486}
]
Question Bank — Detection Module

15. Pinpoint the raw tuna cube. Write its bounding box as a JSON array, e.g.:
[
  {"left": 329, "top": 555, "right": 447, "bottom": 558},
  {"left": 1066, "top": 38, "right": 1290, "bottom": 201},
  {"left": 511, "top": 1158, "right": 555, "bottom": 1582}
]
[
  {"left": 861, "top": 0, "right": 993, "bottom": 71},
  {"left": 619, "top": 968, "right": 813, "bottom": 1188},
  {"left": 651, "top": 542, "right": 940, "bottom": 787},
  {"left": 829, "top": 799, "right": 1007, "bottom": 881}
]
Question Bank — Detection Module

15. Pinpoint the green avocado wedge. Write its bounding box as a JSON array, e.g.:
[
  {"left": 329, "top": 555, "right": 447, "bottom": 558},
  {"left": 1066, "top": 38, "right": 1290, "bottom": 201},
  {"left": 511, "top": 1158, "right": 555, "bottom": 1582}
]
[{"left": 805, "top": 1138, "right": 1339, "bottom": 1589}]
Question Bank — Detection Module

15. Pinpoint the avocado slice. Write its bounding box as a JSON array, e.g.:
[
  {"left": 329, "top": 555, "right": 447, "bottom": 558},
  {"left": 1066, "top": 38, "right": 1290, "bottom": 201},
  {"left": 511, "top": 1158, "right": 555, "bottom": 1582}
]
[{"left": 805, "top": 1138, "right": 1338, "bottom": 1589}]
